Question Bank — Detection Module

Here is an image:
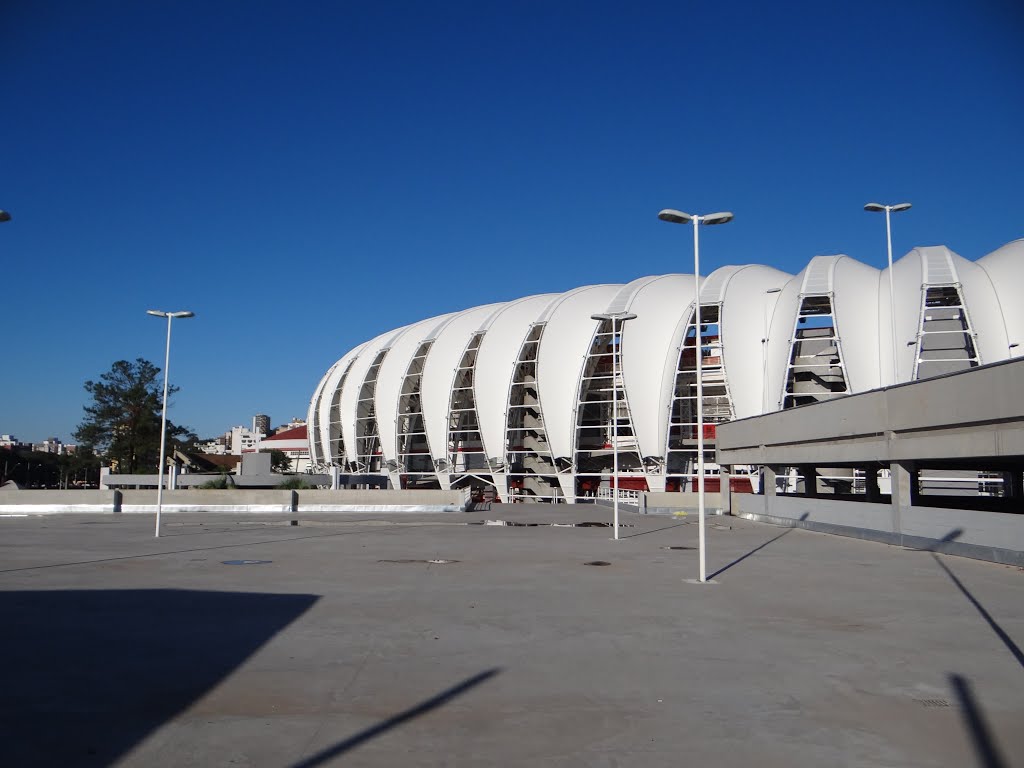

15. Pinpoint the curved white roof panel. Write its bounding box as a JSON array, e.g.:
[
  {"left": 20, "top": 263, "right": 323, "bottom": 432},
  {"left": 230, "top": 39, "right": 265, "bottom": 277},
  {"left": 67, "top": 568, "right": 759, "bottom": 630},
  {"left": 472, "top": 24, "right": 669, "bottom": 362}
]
[
  {"left": 421, "top": 304, "right": 504, "bottom": 465},
  {"left": 614, "top": 274, "right": 694, "bottom": 459},
  {"left": 374, "top": 314, "right": 456, "bottom": 465},
  {"left": 718, "top": 264, "right": 794, "bottom": 419},
  {"left": 474, "top": 294, "right": 560, "bottom": 460},
  {"left": 536, "top": 284, "right": 620, "bottom": 461},
  {"left": 336, "top": 326, "right": 408, "bottom": 469},
  {"left": 315, "top": 343, "right": 367, "bottom": 463},
  {"left": 977, "top": 239, "right": 1024, "bottom": 356},
  {"left": 828, "top": 256, "right": 882, "bottom": 393}
]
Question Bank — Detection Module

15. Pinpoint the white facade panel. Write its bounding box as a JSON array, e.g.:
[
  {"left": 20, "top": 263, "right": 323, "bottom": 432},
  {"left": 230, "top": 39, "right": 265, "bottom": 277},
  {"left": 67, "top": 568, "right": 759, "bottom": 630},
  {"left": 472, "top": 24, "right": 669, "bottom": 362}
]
[
  {"left": 420, "top": 304, "right": 504, "bottom": 467},
  {"left": 336, "top": 327, "right": 407, "bottom": 471},
  {"left": 978, "top": 239, "right": 1024, "bottom": 357},
  {"left": 718, "top": 265, "right": 794, "bottom": 419},
  {"left": 830, "top": 256, "right": 883, "bottom": 394},
  {"left": 474, "top": 294, "right": 559, "bottom": 462},
  {"left": 374, "top": 315, "right": 455, "bottom": 469},
  {"left": 315, "top": 344, "right": 366, "bottom": 464},
  {"left": 536, "top": 284, "right": 620, "bottom": 462},
  {"left": 954, "top": 251, "right": 1010, "bottom": 366},
  {"left": 613, "top": 275, "right": 693, "bottom": 460}
]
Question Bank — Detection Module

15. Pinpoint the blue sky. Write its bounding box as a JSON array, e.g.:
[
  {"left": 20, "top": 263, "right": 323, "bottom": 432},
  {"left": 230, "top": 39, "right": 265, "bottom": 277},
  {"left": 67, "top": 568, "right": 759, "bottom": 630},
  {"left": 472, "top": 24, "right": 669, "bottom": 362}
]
[{"left": 3, "top": 0, "right": 1022, "bottom": 443}]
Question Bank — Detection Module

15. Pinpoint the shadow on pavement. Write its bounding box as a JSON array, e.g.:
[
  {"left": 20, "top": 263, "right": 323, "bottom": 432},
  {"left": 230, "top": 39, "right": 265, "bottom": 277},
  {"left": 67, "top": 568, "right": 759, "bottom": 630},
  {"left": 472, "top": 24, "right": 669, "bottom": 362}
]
[
  {"left": 0, "top": 526, "right": 398, "bottom": 574},
  {"left": 0, "top": 589, "right": 318, "bottom": 767},
  {"left": 949, "top": 673, "right": 1009, "bottom": 768},
  {"left": 620, "top": 522, "right": 690, "bottom": 539},
  {"left": 291, "top": 668, "right": 500, "bottom": 767},
  {"left": 707, "top": 512, "right": 809, "bottom": 580},
  {"left": 932, "top": 554, "right": 1024, "bottom": 670}
]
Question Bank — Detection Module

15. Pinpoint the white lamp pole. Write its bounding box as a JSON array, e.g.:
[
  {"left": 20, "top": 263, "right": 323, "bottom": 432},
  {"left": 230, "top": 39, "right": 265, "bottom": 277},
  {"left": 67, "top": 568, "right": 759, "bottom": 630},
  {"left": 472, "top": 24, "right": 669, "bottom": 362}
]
[
  {"left": 865, "top": 202, "right": 911, "bottom": 385},
  {"left": 762, "top": 287, "right": 783, "bottom": 413},
  {"left": 591, "top": 311, "right": 637, "bottom": 539},
  {"left": 147, "top": 309, "right": 195, "bottom": 537},
  {"left": 658, "top": 209, "right": 733, "bottom": 583}
]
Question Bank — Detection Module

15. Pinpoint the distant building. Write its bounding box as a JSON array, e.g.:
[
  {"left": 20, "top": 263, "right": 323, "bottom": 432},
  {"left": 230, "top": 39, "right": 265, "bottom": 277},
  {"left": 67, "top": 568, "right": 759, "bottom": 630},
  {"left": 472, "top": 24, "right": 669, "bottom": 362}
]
[
  {"left": 229, "top": 425, "right": 264, "bottom": 455},
  {"left": 253, "top": 414, "right": 271, "bottom": 435},
  {"left": 257, "top": 425, "right": 311, "bottom": 472},
  {"left": 197, "top": 435, "right": 230, "bottom": 455},
  {"left": 273, "top": 417, "right": 306, "bottom": 435},
  {"left": 0, "top": 434, "right": 25, "bottom": 449},
  {"left": 32, "top": 437, "right": 75, "bottom": 455}
]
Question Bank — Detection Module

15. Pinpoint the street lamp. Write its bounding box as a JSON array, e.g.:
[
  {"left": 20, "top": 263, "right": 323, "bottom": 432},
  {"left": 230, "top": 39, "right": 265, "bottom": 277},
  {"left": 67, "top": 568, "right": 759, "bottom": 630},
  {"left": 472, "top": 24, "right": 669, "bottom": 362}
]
[
  {"left": 590, "top": 311, "right": 637, "bottom": 540},
  {"left": 865, "top": 202, "right": 911, "bottom": 385},
  {"left": 147, "top": 309, "right": 195, "bottom": 537},
  {"left": 658, "top": 209, "right": 733, "bottom": 583}
]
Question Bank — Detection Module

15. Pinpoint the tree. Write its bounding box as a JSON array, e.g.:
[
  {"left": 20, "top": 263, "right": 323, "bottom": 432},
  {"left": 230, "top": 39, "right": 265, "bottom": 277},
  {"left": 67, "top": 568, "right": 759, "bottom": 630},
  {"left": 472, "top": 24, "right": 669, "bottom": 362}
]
[
  {"left": 73, "top": 358, "right": 196, "bottom": 474},
  {"left": 269, "top": 449, "right": 292, "bottom": 473}
]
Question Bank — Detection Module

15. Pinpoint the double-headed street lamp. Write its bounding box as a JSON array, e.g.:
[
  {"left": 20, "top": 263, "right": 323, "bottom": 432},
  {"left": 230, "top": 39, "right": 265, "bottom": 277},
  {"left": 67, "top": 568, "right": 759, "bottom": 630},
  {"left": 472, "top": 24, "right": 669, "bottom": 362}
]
[
  {"left": 865, "top": 202, "right": 911, "bottom": 385},
  {"left": 590, "top": 311, "right": 637, "bottom": 540},
  {"left": 147, "top": 309, "right": 194, "bottom": 538},
  {"left": 658, "top": 209, "right": 733, "bottom": 583}
]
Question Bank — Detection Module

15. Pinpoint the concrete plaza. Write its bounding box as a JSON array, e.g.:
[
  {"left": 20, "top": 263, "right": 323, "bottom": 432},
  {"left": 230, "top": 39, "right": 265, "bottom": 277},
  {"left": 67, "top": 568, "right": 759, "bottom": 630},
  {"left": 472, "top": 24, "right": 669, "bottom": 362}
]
[{"left": 0, "top": 506, "right": 1021, "bottom": 767}]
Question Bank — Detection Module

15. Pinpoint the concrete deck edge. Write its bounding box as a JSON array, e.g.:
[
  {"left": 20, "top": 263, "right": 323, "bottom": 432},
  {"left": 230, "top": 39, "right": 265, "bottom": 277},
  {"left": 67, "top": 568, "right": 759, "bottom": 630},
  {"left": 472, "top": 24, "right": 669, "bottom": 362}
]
[
  {"left": 0, "top": 504, "right": 467, "bottom": 515},
  {"left": 738, "top": 511, "right": 1024, "bottom": 567}
]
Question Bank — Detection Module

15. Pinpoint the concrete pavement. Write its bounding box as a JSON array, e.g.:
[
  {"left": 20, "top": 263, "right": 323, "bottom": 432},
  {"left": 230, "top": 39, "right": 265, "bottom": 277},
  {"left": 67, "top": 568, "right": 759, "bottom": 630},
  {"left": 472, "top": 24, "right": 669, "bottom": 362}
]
[{"left": 1, "top": 505, "right": 1021, "bottom": 767}]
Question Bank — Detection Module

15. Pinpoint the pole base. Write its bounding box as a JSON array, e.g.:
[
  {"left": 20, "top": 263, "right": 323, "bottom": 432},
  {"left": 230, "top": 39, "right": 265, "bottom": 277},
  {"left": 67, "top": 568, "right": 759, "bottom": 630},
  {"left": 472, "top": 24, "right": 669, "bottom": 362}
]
[{"left": 683, "top": 578, "right": 719, "bottom": 585}]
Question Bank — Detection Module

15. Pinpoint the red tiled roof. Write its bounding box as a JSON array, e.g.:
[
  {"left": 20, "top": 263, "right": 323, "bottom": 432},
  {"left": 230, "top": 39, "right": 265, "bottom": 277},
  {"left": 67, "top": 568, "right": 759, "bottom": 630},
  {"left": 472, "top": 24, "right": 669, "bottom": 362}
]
[{"left": 264, "top": 425, "right": 308, "bottom": 442}]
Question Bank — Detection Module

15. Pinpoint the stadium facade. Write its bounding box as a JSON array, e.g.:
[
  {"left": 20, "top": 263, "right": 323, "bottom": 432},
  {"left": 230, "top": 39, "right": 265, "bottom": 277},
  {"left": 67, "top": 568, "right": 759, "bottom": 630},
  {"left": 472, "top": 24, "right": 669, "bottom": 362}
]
[{"left": 307, "top": 240, "right": 1024, "bottom": 503}]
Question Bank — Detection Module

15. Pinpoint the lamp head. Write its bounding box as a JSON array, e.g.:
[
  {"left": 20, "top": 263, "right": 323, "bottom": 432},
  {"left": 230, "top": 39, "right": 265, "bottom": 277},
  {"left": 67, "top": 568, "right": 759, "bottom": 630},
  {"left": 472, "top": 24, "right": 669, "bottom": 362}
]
[
  {"left": 0, "top": 210, "right": 11, "bottom": 223},
  {"left": 701, "top": 211, "right": 734, "bottom": 226},
  {"left": 658, "top": 209, "right": 692, "bottom": 225},
  {"left": 891, "top": 202, "right": 912, "bottom": 212},
  {"left": 864, "top": 203, "right": 886, "bottom": 212},
  {"left": 146, "top": 310, "right": 167, "bottom": 317}
]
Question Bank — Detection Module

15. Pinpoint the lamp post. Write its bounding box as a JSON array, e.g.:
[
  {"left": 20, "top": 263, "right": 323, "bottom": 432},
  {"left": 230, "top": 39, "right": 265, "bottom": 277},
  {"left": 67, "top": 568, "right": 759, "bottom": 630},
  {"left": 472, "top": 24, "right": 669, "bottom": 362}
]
[
  {"left": 658, "top": 209, "right": 733, "bottom": 583},
  {"left": 147, "top": 309, "right": 194, "bottom": 537},
  {"left": 762, "top": 287, "right": 783, "bottom": 413},
  {"left": 590, "top": 311, "right": 637, "bottom": 540},
  {"left": 865, "top": 202, "right": 911, "bottom": 385}
]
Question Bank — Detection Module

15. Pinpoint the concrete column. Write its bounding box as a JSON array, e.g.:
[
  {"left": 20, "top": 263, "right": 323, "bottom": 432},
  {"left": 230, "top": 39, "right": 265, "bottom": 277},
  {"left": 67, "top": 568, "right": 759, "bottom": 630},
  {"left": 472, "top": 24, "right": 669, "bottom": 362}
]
[
  {"left": 864, "top": 466, "right": 881, "bottom": 502},
  {"left": 719, "top": 465, "right": 732, "bottom": 515},
  {"left": 1007, "top": 468, "right": 1023, "bottom": 499},
  {"left": 890, "top": 462, "right": 915, "bottom": 536},
  {"left": 646, "top": 474, "right": 666, "bottom": 493},
  {"left": 762, "top": 465, "right": 778, "bottom": 517},
  {"left": 330, "top": 465, "right": 340, "bottom": 490},
  {"left": 801, "top": 466, "right": 819, "bottom": 497}
]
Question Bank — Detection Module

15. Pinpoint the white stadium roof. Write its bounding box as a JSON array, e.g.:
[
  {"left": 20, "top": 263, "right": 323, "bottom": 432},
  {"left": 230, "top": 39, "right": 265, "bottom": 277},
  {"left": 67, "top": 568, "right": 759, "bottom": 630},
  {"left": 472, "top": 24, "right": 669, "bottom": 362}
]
[{"left": 307, "top": 240, "right": 1024, "bottom": 502}]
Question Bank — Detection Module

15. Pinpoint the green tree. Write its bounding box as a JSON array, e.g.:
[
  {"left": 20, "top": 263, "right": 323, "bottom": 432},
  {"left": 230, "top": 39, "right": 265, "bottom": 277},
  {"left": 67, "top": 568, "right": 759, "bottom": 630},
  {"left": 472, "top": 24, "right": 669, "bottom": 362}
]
[
  {"left": 73, "top": 358, "right": 196, "bottom": 474},
  {"left": 269, "top": 449, "right": 292, "bottom": 473}
]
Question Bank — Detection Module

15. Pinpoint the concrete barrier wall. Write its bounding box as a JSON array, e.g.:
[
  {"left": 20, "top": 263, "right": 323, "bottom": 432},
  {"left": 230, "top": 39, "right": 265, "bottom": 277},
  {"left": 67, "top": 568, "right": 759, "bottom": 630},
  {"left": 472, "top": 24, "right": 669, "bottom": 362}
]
[
  {"left": 0, "top": 488, "right": 468, "bottom": 514},
  {"left": 640, "top": 491, "right": 725, "bottom": 515},
  {"left": 735, "top": 494, "right": 1023, "bottom": 565},
  {"left": 0, "top": 490, "right": 113, "bottom": 505}
]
